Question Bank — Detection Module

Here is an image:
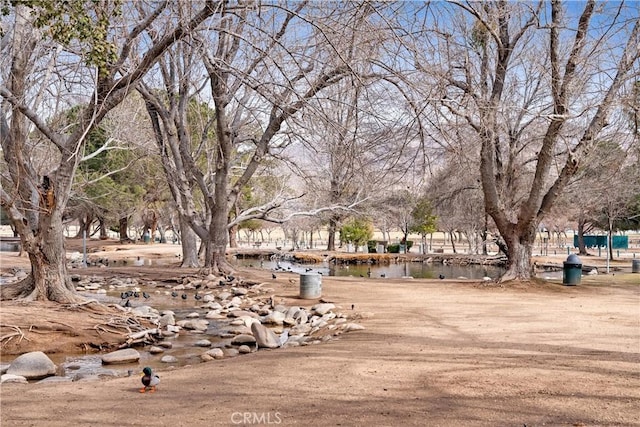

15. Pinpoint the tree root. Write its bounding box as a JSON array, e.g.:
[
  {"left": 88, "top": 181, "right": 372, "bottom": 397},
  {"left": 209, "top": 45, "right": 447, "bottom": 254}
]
[
  {"left": 0, "top": 276, "right": 35, "bottom": 300},
  {"left": 0, "top": 324, "right": 30, "bottom": 344}
]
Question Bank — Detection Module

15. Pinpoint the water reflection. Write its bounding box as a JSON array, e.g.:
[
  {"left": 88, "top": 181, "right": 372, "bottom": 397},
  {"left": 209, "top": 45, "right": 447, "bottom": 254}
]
[{"left": 232, "top": 258, "right": 504, "bottom": 280}]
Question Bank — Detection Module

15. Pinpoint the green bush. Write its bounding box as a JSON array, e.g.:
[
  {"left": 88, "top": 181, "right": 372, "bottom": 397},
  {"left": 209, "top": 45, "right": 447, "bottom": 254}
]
[
  {"left": 388, "top": 241, "right": 413, "bottom": 253},
  {"left": 367, "top": 240, "right": 377, "bottom": 253}
]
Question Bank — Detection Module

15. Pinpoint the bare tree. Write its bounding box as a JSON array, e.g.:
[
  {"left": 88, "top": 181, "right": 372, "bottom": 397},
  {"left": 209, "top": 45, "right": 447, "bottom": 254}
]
[
  {"left": 0, "top": 1, "right": 217, "bottom": 302},
  {"left": 140, "top": 1, "right": 394, "bottom": 272},
  {"left": 404, "top": 1, "right": 640, "bottom": 281}
]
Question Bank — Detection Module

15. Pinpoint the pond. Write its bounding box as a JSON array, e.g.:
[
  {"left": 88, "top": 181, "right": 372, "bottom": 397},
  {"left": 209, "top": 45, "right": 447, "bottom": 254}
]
[{"left": 231, "top": 258, "right": 505, "bottom": 280}]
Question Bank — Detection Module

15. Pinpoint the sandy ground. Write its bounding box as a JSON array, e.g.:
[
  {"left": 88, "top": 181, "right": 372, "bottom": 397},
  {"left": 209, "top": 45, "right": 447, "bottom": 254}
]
[{"left": 0, "top": 241, "right": 639, "bottom": 426}]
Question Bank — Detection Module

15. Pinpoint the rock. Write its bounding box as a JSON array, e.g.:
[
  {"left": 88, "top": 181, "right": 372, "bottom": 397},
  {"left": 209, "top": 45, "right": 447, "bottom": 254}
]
[
  {"left": 273, "top": 304, "right": 288, "bottom": 313},
  {"left": 37, "top": 376, "right": 73, "bottom": 384},
  {"left": 1, "top": 374, "right": 28, "bottom": 384},
  {"left": 587, "top": 268, "right": 598, "bottom": 275},
  {"left": 200, "top": 353, "right": 215, "bottom": 362},
  {"left": 158, "top": 313, "right": 176, "bottom": 327},
  {"left": 166, "top": 324, "right": 181, "bottom": 333},
  {"left": 239, "top": 316, "right": 259, "bottom": 328},
  {"left": 223, "top": 348, "right": 239, "bottom": 357},
  {"left": 205, "top": 348, "right": 224, "bottom": 359},
  {"left": 131, "top": 305, "right": 157, "bottom": 317},
  {"left": 278, "top": 330, "right": 289, "bottom": 346},
  {"left": 224, "top": 325, "right": 252, "bottom": 335},
  {"left": 264, "top": 311, "right": 285, "bottom": 325},
  {"left": 294, "top": 310, "right": 308, "bottom": 325},
  {"left": 231, "top": 334, "right": 257, "bottom": 345},
  {"left": 186, "top": 312, "right": 200, "bottom": 318},
  {"left": 203, "top": 294, "right": 215, "bottom": 302},
  {"left": 218, "top": 291, "right": 232, "bottom": 301},
  {"left": 161, "top": 355, "right": 178, "bottom": 363},
  {"left": 0, "top": 363, "right": 10, "bottom": 374},
  {"left": 177, "top": 319, "right": 209, "bottom": 331},
  {"left": 194, "top": 339, "right": 212, "bottom": 347},
  {"left": 312, "top": 303, "right": 335, "bottom": 316},
  {"left": 158, "top": 341, "right": 173, "bottom": 349},
  {"left": 343, "top": 323, "right": 366, "bottom": 332},
  {"left": 7, "top": 351, "right": 57, "bottom": 379},
  {"left": 229, "top": 310, "right": 259, "bottom": 319},
  {"left": 229, "top": 296, "right": 243, "bottom": 306},
  {"left": 101, "top": 348, "right": 140, "bottom": 365},
  {"left": 205, "top": 302, "right": 223, "bottom": 310},
  {"left": 290, "top": 323, "right": 312, "bottom": 335},
  {"left": 251, "top": 322, "right": 280, "bottom": 349},
  {"left": 205, "top": 311, "right": 225, "bottom": 319},
  {"left": 149, "top": 346, "right": 165, "bottom": 354},
  {"left": 238, "top": 345, "right": 252, "bottom": 354}
]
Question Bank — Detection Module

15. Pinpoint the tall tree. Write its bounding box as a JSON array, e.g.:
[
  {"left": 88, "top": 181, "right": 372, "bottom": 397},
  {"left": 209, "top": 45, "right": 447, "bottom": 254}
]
[
  {"left": 0, "top": 1, "right": 217, "bottom": 302},
  {"left": 141, "top": 1, "right": 390, "bottom": 272},
  {"left": 405, "top": 1, "right": 640, "bottom": 281}
]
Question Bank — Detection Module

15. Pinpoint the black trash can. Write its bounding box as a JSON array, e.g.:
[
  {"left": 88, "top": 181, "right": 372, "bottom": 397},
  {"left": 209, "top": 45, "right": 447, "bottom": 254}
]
[{"left": 563, "top": 254, "right": 582, "bottom": 286}]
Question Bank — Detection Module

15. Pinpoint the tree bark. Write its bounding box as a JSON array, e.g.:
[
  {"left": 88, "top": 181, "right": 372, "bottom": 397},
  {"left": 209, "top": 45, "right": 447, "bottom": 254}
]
[
  {"left": 577, "top": 218, "right": 588, "bottom": 255},
  {"left": 228, "top": 224, "right": 238, "bottom": 249},
  {"left": 99, "top": 217, "right": 108, "bottom": 240},
  {"left": 179, "top": 214, "right": 199, "bottom": 268},
  {"left": 119, "top": 217, "right": 129, "bottom": 241},
  {"left": 327, "top": 215, "right": 338, "bottom": 251},
  {"left": 1, "top": 212, "right": 82, "bottom": 303},
  {"left": 501, "top": 236, "right": 535, "bottom": 282}
]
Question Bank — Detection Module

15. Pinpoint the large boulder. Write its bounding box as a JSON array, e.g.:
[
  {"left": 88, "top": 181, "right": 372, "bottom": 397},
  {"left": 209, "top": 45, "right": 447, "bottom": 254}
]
[
  {"left": 101, "top": 348, "right": 140, "bottom": 365},
  {"left": 251, "top": 322, "right": 280, "bottom": 349},
  {"left": 7, "top": 351, "right": 56, "bottom": 380}
]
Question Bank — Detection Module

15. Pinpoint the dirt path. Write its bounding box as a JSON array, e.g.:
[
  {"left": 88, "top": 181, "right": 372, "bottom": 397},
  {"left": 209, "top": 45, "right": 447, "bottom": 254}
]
[{"left": 1, "top": 261, "right": 639, "bottom": 426}]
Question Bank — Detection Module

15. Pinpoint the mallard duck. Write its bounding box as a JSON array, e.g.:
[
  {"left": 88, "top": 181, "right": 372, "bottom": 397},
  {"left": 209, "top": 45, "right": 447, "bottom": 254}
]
[{"left": 140, "top": 367, "right": 160, "bottom": 393}]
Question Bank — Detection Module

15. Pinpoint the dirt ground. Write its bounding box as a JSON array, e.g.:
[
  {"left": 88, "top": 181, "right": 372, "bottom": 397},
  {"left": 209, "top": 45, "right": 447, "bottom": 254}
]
[{"left": 0, "top": 241, "right": 639, "bottom": 426}]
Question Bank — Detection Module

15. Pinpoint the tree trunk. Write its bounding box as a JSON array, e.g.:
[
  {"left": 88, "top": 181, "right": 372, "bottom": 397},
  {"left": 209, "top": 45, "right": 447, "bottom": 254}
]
[
  {"left": 449, "top": 230, "right": 457, "bottom": 254},
  {"left": 119, "top": 217, "right": 129, "bottom": 241},
  {"left": 496, "top": 224, "right": 538, "bottom": 282},
  {"left": 228, "top": 224, "right": 238, "bottom": 248},
  {"left": 2, "top": 214, "right": 82, "bottom": 303},
  {"left": 99, "top": 217, "right": 108, "bottom": 240},
  {"left": 206, "top": 194, "right": 233, "bottom": 273},
  {"left": 577, "top": 218, "right": 588, "bottom": 256},
  {"left": 74, "top": 215, "right": 92, "bottom": 238},
  {"left": 327, "top": 215, "right": 338, "bottom": 251},
  {"left": 500, "top": 238, "right": 534, "bottom": 282},
  {"left": 179, "top": 214, "right": 199, "bottom": 268}
]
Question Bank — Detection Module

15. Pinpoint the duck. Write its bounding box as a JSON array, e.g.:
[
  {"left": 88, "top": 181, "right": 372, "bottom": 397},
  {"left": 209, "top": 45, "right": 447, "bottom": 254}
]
[{"left": 140, "top": 367, "right": 160, "bottom": 393}]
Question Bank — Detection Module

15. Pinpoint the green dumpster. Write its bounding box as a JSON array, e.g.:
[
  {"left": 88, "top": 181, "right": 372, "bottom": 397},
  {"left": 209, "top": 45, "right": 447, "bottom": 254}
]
[{"left": 563, "top": 254, "right": 582, "bottom": 286}]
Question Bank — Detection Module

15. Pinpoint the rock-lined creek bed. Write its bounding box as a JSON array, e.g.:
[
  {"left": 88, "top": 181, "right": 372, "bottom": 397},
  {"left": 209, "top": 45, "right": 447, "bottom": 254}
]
[{"left": 0, "top": 270, "right": 368, "bottom": 384}]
